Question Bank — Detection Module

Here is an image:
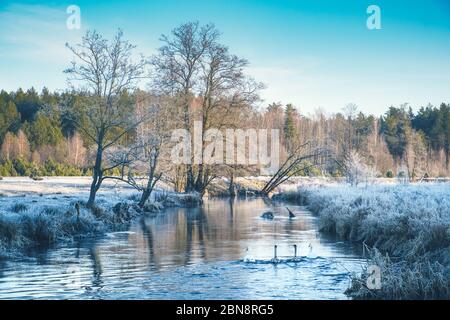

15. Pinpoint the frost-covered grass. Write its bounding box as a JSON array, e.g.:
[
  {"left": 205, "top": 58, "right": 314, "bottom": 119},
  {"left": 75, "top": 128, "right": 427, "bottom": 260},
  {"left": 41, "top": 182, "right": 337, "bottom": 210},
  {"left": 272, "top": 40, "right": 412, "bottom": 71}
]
[
  {"left": 0, "top": 196, "right": 145, "bottom": 258},
  {"left": 0, "top": 201, "right": 107, "bottom": 257},
  {"left": 153, "top": 191, "right": 203, "bottom": 207},
  {"left": 0, "top": 178, "right": 202, "bottom": 258},
  {"left": 346, "top": 247, "right": 450, "bottom": 300},
  {"left": 275, "top": 183, "right": 450, "bottom": 299}
]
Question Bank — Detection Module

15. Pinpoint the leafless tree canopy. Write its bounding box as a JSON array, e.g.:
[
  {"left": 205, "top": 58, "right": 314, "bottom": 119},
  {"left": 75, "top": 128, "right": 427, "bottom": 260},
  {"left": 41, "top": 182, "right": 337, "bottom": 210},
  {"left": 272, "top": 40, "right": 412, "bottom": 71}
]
[
  {"left": 65, "top": 30, "right": 150, "bottom": 207},
  {"left": 150, "top": 21, "right": 263, "bottom": 194}
]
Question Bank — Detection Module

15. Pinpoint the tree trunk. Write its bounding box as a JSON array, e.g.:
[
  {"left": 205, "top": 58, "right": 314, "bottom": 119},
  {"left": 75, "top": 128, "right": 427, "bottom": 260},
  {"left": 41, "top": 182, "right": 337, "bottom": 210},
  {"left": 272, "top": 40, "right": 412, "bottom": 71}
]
[
  {"left": 87, "top": 143, "right": 103, "bottom": 208},
  {"left": 183, "top": 96, "right": 195, "bottom": 193},
  {"left": 194, "top": 164, "right": 204, "bottom": 192},
  {"left": 194, "top": 121, "right": 208, "bottom": 194},
  {"left": 229, "top": 173, "right": 236, "bottom": 197},
  {"left": 186, "top": 167, "right": 195, "bottom": 192},
  {"left": 174, "top": 166, "right": 185, "bottom": 192},
  {"left": 139, "top": 188, "right": 151, "bottom": 208},
  {"left": 138, "top": 160, "right": 157, "bottom": 208}
]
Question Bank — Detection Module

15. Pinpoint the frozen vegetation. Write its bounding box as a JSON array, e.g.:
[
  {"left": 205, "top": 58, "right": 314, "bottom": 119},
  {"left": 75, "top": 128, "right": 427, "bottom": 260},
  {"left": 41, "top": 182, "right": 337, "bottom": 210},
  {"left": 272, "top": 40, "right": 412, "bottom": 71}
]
[
  {"left": 275, "top": 183, "right": 450, "bottom": 299},
  {"left": 0, "top": 177, "right": 201, "bottom": 258}
]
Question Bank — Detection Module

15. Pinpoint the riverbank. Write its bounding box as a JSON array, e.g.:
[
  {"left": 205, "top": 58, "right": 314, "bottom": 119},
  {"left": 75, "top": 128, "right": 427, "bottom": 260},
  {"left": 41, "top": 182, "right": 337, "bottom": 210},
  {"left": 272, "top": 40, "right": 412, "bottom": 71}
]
[
  {"left": 274, "top": 183, "right": 450, "bottom": 299},
  {"left": 0, "top": 177, "right": 201, "bottom": 258}
]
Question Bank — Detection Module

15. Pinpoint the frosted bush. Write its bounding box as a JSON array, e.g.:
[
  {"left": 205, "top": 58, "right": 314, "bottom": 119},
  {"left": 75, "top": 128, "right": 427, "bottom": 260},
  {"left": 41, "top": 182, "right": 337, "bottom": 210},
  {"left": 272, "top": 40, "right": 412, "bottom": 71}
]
[
  {"left": 276, "top": 183, "right": 450, "bottom": 299},
  {"left": 0, "top": 199, "right": 133, "bottom": 255},
  {"left": 0, "top": 188, "right": 203, "bottom": 257},
  {"left": 0, "top": 203, "right": 107, "bottom": 255},
  {"left": 346, "top": 247, "right": 450, "bottom": 300},
  {"left": 344, "top": 151, "right": 378, "bottom": 187},
  {"left": 153, "top": 191, "right": 202, "bottom": 208}
]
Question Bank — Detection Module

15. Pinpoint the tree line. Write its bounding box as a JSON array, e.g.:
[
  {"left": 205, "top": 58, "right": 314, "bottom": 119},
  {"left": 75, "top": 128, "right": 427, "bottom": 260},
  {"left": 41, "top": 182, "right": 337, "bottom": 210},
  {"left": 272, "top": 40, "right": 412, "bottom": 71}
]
[
  {"left": 1, "top": 88, "right": 448, "bottom": 177},
  {"left": 0, "top": 22, "right": 449, "bottom": 207}
]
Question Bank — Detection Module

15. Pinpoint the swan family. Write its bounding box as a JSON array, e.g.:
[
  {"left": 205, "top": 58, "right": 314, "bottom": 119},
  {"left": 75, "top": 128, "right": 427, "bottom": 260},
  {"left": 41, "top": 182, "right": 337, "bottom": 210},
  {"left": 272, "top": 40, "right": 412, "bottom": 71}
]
[{"left": 245, "top": 243, "right": 313, "bottom": 264}]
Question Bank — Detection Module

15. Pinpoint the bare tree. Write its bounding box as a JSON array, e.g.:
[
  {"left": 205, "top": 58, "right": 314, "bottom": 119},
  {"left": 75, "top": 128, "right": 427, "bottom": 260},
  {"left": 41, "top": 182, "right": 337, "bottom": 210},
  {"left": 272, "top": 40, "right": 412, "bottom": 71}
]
[
  {"left": 406, "top": 130, "right": 428, "bottom": 181},
  {"left": 261, "top": 142, "right": 326, "bottom": 195},
  {"left": 192, "top": 41, "right": 262, "bottom": 194},
  {"left": 103, "top": 93, "right": 174, "bottom": 208},
  {"left": 65, "top": 30, "right": 148, "bottom": 208},
  {"left": 16, "top": 130, "right": 31, "bottom": 160},
  {"left": 343, "top": 150, "right": 377, "bottom": 186},
  {"left": 66, "top": 132, "right": 87, "bottom": 167},
  {"left": 0, "top": 132, "right": 15, "bottom": 161},
  {"left": 151, "top": 22, "right": 221, "bottom": 192}
]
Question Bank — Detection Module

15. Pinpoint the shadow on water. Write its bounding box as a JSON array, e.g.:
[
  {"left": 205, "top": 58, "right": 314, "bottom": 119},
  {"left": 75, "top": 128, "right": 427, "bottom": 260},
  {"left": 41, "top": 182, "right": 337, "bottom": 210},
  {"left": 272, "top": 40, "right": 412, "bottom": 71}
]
[{"left": 0, "top": 198, "right": 365, "bottom": 300}]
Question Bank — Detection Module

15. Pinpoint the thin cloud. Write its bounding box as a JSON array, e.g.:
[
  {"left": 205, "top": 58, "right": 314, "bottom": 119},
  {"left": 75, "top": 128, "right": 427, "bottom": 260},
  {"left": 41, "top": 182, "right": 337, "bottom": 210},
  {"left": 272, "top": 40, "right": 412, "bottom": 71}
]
[{"left": 0, "top": 3, "right": 85, "bottom": 63}]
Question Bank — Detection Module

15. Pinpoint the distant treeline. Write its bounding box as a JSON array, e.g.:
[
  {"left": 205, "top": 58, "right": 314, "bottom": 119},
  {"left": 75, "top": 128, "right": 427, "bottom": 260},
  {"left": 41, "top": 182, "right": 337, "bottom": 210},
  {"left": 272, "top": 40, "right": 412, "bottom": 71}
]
[
  {"left": 0, "top": 87, "right": 119, "bottom": 177},
  {"left": 0, "top": 87, "right": 449, "bottom": 178}
]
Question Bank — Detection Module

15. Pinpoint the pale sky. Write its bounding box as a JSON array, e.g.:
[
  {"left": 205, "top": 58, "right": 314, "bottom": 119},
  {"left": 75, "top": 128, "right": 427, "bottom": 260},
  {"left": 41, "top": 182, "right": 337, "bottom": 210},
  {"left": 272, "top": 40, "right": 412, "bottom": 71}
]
[{"left": 0, "top": 0, "right": 449, "bottom": 116}]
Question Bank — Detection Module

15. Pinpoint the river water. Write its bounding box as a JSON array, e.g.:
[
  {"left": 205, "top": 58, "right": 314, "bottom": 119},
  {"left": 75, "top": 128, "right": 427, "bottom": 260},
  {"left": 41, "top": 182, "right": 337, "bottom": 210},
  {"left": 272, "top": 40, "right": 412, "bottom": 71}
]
[{"left": 0, "top": 198, "right": 364, "bottom": 300}]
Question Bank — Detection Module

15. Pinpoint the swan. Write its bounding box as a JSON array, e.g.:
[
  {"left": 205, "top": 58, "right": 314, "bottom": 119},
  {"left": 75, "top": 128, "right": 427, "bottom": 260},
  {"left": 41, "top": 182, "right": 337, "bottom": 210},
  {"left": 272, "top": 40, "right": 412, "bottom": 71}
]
[
  {"left": 286, "top": 207, "right": 296, "bottom": 218},
  {"left": 288, "top": 244, "right": 303, "bottom": 262},
  {"left": 243, "top": 247, "right": 255, "bottom": 263},
  {"left": 307, "top": 243, "right": 313, "bottom": 257},
  {"left": 261, "top": 211, "right": 274, "bottom": 220},
  {"left": 271, "top": 245, "right": 280, "bottom": 263}
]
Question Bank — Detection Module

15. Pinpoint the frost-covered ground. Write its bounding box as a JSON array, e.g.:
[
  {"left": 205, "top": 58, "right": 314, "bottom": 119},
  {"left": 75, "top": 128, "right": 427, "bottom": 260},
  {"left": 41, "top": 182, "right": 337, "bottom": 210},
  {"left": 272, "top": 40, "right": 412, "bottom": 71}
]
[
  {"left": 274, "top": 183, "right": 450, "bottom": 299},
  {"left": 0, "top": 176, "right": 178, "bottom": 197},
  {"left": 209, "top": 176, "right": 399, "bottom": 197},
  {"left": 0, "top": 177, "right": 201, "bottom": 258}
]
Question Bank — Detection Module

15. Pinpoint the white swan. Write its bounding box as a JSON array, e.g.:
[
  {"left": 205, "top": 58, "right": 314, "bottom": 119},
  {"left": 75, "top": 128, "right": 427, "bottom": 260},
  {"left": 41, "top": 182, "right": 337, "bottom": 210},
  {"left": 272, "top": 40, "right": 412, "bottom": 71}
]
[{"left": 271, "top": 245, "right": 280, "bottom": 263}]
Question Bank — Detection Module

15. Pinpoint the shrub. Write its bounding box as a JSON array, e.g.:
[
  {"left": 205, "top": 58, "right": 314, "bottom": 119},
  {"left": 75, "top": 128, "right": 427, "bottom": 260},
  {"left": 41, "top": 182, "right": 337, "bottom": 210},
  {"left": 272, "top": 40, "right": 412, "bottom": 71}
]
[
  {"left": 13, "top": 157, "right": 34, "bottom": 176},
  {"left": 0, "top": 216, "right": 21, "bottom": 245},
  {"left": 21, "top": 214, "right": 56, "bottom": 246},
  {"left": 0, "top": 160, "right": 17, "bottom": 176},
  {"left": 90, "top": 205, "right": 105, "bottom": 219},
  {"left": 346, "top": 248, "right": 450, "bottom": 300},
  {"left": 0, "top": 157, "right": 89, "bottom": 177},
  {"left": 161, "top": 192, "right": 202, "bottom": 208},
  {"left": 10, "top": 203, "right": 28, "bottom": 213}
]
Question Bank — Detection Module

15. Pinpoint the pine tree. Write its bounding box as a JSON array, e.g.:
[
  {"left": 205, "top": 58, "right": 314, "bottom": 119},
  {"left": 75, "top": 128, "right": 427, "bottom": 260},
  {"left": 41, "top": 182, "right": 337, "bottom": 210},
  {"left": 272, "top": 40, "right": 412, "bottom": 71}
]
[
  {"left": 284, "top": 103, "right": 298, "bottom": 152},
  {"left": 0, "top": 97, "right": 20, "bottom": 142},
  {"left": 380, "top": 106, "right": 412, "bottom": 162}
]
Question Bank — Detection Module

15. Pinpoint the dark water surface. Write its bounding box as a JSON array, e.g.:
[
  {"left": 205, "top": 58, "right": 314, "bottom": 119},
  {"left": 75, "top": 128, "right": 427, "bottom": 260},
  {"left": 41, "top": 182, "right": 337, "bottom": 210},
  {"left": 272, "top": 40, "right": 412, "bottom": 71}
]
[{"left": 0, "top": 198, "right": 364, "bottom": 299}]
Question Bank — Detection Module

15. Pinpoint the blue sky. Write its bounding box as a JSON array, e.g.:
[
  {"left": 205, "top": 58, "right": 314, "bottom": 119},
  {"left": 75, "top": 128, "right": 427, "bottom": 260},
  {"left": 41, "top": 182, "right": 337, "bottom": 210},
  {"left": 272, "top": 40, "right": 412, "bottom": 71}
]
[{"left": 0, "top": 0, "right": 449, "bottom": 115}]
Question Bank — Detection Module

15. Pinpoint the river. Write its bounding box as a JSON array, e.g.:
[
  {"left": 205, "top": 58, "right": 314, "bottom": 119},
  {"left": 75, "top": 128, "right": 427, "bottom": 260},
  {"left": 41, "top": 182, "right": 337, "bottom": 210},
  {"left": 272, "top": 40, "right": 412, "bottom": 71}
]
[{"left": 0, "top": 198, "right": 364, "bottom": 299}]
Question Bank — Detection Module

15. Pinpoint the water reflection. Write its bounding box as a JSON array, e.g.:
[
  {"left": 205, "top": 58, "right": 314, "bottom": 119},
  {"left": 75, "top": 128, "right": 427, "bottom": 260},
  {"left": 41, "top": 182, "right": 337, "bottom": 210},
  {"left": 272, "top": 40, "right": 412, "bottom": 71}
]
[
  {"left": 124, "top": 198, "right": 359, "bottom": 269},
  {"left": 0, "top": 198, "right": 364, "bottom": 300}
]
